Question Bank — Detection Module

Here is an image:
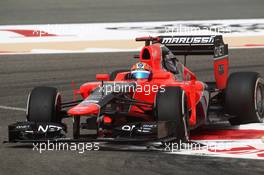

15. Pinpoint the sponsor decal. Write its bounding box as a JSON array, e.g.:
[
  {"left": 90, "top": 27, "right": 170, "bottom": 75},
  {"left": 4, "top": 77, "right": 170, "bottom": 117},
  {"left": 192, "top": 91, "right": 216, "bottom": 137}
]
[
  {"left": 160, "top": 36, "right": 214, "bottom": 44},
  {"left": 119, "top": 123, "right": 157, "bottom": 133},
  {"left": 214, "top": 45, "right": 225, "bottom": 57},
  {"left": 38, "top": 125, "right": 63, "bottom": 133},
  {"left": 16, "top": 125, "right": 30, "bottom": 129},
  {"left": 137, "top": 62, "right": 144, "bottom": 69},
  {"left": 218, "top": 64, "right": 224, "bottom": 75}
]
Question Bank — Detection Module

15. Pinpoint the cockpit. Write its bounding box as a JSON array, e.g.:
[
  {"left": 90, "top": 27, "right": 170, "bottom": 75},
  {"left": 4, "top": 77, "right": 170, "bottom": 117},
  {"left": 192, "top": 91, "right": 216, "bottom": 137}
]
[{"left": 161, "top": 46, "right": 184, "bottom": 76}]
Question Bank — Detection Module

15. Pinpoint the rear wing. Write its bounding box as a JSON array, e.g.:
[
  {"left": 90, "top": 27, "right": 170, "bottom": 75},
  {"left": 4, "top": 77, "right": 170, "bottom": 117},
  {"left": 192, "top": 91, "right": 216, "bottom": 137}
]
[
  {"left": 136, "top": 35, "right": 228, "bottom": 58},
  {"left": 136, "top": 35, "right": 229, "bottom": 89}
]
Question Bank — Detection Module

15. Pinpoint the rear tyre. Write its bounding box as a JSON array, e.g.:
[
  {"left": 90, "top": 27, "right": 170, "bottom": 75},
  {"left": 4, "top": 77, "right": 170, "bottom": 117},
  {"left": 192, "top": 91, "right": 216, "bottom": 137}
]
[
  {"left": 155, "top": 87, "right": 189, "bottom": 141},
  {"left": 110, "top": 69, "right": 130, "bottom": 81},
  {"left": 27, "top": 86, "right": 62, "bottom": 122},
  {"left": 225, "top": 72, "right": 264, "bottom": 125}
]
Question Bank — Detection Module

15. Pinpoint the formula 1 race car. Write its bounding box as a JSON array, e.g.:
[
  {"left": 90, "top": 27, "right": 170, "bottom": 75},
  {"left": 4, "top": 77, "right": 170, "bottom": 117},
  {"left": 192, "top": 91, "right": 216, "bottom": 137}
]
[{"left": 8, "top": 35, "right": 264, "bottom": 144}]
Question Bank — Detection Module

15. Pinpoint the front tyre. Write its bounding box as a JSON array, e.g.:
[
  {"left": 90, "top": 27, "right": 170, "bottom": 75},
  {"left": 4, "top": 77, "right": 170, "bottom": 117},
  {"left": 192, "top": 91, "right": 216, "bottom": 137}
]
[
  {"left": 155, "top": 87, "right": 189, "bottom": 141},
  {"left": 73, "top": 116, "right": 80, "bottom": 139},
  {"left": 27, "top": 86, "right": 62, "bottom": 122}
]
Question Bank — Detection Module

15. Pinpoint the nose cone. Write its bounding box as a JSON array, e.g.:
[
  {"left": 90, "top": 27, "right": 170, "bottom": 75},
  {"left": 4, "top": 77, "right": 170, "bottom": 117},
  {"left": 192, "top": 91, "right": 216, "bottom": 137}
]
[{"left": 68, "top": 103, "right": 100, "bottom": 116}]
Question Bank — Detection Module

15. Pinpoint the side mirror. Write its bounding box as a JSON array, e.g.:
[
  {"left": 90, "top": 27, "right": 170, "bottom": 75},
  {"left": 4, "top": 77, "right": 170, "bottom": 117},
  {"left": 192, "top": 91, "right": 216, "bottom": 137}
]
[
  {"left": 96, "top": 74, "right": 110, "bottom": 81},
  {"left": 133, "top": 54, "right": 140, "bottom": 59}
]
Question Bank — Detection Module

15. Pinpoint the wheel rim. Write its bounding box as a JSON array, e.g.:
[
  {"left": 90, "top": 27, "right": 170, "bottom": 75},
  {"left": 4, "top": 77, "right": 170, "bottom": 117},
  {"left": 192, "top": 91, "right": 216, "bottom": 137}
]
[
  {"left": 181, "top": 91, "right": 190, "bottom": 141},
  {"left": 255, "top": 80, "right": 264, "bottom": 122},
  {"left": 26, "top": 93, "right": 31, "bottom": 120}
]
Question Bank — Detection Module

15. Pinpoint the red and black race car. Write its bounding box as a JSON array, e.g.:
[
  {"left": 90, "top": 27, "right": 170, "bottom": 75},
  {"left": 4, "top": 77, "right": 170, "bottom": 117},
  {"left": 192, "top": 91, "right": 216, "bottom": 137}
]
[{"left": 8, "top": 35, "right": 264, "bottom": 144}]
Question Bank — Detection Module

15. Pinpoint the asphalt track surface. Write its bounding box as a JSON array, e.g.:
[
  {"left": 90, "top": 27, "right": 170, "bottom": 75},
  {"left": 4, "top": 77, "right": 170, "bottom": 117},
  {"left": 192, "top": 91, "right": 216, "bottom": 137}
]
[
  {"left": 0, "top": 49, "right": 264, "bottom": 175},
  {"left": 0, "top": 0, "right": 264, "bottom": 25},
  {"left": 1, "top": 0, "right": 264, "bottom": 175}
]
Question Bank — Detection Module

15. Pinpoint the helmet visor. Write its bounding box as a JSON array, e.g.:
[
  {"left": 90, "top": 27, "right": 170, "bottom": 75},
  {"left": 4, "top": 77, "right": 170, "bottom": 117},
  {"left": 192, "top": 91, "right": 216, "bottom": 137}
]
[{"left": 131, "top": 70, "right": 150, "bottom": 79}]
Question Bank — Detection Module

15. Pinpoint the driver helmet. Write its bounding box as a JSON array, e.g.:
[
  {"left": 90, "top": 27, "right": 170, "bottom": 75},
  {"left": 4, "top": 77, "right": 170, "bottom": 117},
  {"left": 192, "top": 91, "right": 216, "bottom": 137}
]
[{"left": 131, "top": 62, "right": 152, "bottom": 79}]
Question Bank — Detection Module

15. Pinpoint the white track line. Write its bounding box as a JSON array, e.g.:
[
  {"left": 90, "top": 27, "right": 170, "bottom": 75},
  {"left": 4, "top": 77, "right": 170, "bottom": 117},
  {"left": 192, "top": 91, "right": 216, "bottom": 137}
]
[{"left": 0, "top": 105, "right": 26, "bottom": 112}]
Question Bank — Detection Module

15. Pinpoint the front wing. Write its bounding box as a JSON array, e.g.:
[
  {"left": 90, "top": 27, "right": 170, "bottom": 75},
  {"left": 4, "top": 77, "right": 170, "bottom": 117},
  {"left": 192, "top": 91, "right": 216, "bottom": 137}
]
[{"left": 6, "top": 121, "right": 179, "bottom": 144}]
